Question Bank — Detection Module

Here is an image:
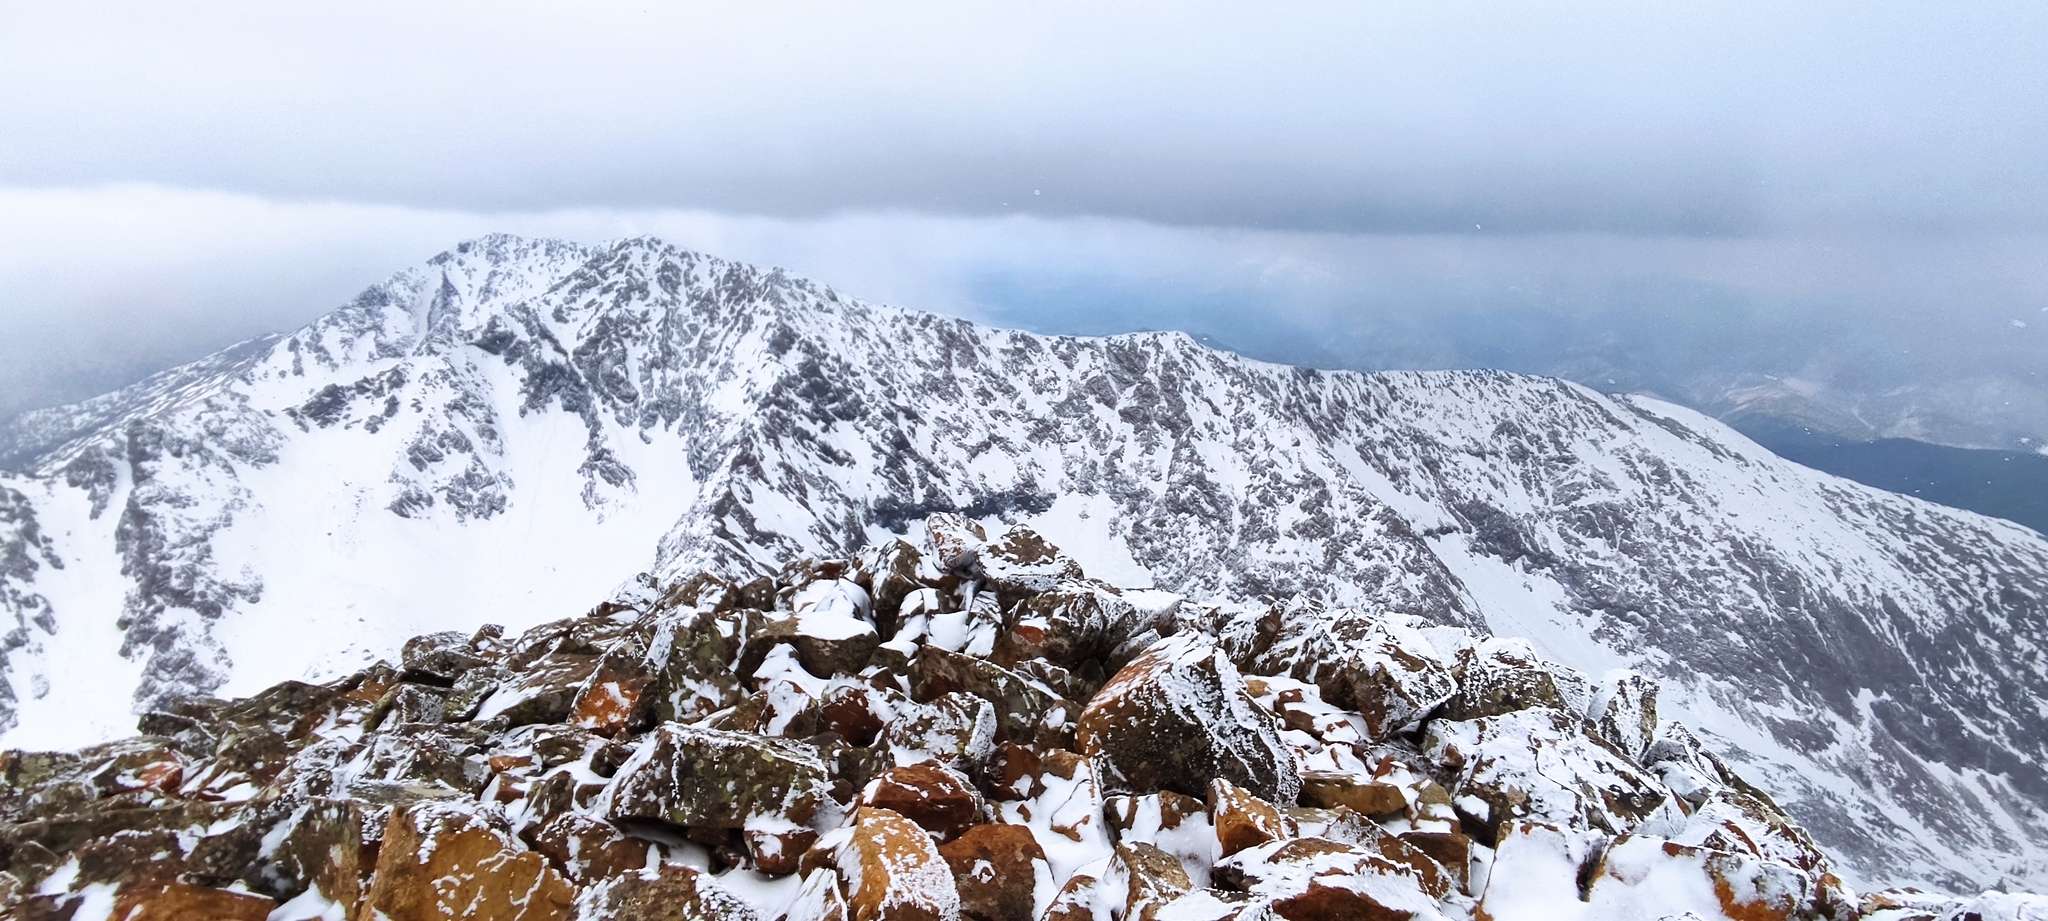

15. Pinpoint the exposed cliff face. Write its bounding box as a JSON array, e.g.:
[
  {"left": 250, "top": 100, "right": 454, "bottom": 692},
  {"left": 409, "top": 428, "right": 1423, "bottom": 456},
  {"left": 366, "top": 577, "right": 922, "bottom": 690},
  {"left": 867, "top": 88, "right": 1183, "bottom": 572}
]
[{"left": 0, "top": 235, "right": 2044, "bottom": 891}]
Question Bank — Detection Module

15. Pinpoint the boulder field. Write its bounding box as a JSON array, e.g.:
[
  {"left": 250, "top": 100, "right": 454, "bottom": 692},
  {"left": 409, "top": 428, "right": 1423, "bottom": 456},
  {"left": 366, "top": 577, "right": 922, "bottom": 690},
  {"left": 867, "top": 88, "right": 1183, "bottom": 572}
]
[{"left": 0, "top": 515, "right": 2037, "bottom": 920}]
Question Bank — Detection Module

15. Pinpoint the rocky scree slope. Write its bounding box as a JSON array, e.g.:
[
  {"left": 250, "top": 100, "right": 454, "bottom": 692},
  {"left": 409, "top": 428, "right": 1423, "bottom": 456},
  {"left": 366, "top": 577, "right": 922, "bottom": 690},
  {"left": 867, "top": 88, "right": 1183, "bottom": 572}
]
[
  {"left": 5, "top": 518, "right": 2041, "bottom": 921},
  {"left": 0, "top": 236, "right": 2045, "bottom": 892}
]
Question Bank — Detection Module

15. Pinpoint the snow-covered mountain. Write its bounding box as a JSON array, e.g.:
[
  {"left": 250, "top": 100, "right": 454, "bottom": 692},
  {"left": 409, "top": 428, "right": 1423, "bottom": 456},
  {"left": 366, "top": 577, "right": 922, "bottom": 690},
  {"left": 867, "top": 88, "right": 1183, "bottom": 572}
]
[{"left": 1, "top": 235, "right": 2045, "bottom": 893}]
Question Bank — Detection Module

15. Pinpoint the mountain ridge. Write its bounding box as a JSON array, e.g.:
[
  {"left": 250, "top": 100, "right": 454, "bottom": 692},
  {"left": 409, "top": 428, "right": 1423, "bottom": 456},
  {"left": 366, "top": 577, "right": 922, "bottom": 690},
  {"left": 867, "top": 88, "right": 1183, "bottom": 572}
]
[{"left": 1, "top": 235, "right": 2045, "bottom": 891}]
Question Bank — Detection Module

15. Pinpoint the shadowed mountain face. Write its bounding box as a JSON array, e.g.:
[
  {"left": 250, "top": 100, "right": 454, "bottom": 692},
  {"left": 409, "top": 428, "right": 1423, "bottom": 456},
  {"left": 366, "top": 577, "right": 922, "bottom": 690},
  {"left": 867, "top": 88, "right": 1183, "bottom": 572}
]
[{"left": 1, "top": 235, "right": 2045, "bottom": 890}]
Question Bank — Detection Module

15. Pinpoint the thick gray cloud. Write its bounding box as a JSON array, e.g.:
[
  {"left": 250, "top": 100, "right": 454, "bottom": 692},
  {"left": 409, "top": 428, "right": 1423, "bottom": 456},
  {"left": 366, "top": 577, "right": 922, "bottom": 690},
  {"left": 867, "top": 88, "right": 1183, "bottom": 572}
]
[
  {"left": 2, "top": 3, "right": 2045, "bottom": 450},
  {"left": 4, "top": 2, "right": 2046, "bottom": 234}
]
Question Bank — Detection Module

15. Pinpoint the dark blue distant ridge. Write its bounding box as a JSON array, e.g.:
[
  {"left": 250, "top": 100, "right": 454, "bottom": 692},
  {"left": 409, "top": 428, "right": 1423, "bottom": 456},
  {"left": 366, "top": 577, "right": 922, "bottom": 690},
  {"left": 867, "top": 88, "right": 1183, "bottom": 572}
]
[{"left": 1739, "top": 417, "right": 2048, "bottom": 537}]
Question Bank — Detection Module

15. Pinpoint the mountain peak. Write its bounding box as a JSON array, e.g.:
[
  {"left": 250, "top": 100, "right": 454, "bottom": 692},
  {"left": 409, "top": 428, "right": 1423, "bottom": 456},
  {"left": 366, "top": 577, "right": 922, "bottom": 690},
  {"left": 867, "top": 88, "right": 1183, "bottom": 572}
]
[{"left": 0, "top": 237, "right": 2044, "bottom": 890}]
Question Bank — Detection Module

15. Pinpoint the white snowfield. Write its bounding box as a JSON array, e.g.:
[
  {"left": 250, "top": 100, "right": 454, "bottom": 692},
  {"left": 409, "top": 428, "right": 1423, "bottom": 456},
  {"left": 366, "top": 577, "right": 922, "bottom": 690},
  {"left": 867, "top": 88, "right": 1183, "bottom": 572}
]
[{"left": 1, "top": 234, "right": 2045, "bottom": 893}]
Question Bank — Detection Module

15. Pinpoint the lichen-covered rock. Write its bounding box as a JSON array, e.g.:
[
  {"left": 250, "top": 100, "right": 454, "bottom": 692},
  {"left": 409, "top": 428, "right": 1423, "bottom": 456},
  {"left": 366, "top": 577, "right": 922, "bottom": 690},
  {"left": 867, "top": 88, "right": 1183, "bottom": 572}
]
[
  {"left": 1000, "top": 582, "right": 1160, "bottom": 678},
  {"left": 530, "top": 813, "right": 650, "bottom": 883},
  {"left": 570, "top": 648, "right": 653, "bottom": 738},
  {"left": 909, "top": 647, "right": 1077, "bottom": 746},
  {"left": 844, "top": 806, "right": 962, "bottom": 921},
  {"left": 248, "top": 798, "right": 365, "bottom": 906},
  {"left": 360, "top": 800, "right": 575, "bottom": 921},
  {"left": 602, "top": 723, "right": 830, "bottom": 832},
  {"left": 402, "top": 630, "right": 493, "bottom": 684},
  {"left": 479, "top": 650, "right": 605, "bottom": 728},
  {"left": 1424, "top": 707, "right": 1668, "bottom": 844},
  {"left": 1582, "top": 834, "right": 1812, "bottom": 921},
  {"left": 1439, "top": 637, "right": 1591, "bottom": 723},
  {"left": 573, "top": 864, "right": 761, "bottom": 920},
  {"left": 1077, "top": 635, "right": 1299, "bottom": 804},
  {"left": 1221, "top": 599, "right": 1457, "bottom": 740},
  {"left": 938, "top": 823, "right": 1051, "bottom": 921},
  {"left": 882, "top": 692, "right": 997, "bottom": 771},
  {"left": 975, "top": 525, "right": 1086, "bottom": 604},
  {"left": 645, "top": 605, "right": 761, "bottom": 723},
  {"left": 1114, "top": 841, "right": 1194, "bottom": 921}
]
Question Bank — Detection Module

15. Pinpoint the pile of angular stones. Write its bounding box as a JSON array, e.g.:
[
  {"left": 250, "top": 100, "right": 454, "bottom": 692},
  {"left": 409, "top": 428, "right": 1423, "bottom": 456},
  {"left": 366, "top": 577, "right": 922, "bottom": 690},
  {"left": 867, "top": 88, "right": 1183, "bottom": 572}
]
[{"left": 0, "top": 515, "right": 2029, "bottom": 920}]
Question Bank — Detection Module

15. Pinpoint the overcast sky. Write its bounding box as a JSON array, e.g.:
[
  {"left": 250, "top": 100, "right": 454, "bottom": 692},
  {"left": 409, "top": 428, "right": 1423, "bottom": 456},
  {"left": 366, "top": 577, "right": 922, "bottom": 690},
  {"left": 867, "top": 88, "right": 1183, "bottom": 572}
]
[{"left": 3, "top": 2, "right": 2045, "bottom": 440}]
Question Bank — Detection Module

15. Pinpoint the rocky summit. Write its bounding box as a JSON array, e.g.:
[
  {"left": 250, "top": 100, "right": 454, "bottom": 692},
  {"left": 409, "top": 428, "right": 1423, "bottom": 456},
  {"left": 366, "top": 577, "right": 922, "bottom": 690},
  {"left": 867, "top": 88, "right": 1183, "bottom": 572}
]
[
  {"left": 1, "top": 235, "right": 2047, "bottom": 892},
  {"left": 2, "top": 518, "right": 2041, "bottom": 920}
]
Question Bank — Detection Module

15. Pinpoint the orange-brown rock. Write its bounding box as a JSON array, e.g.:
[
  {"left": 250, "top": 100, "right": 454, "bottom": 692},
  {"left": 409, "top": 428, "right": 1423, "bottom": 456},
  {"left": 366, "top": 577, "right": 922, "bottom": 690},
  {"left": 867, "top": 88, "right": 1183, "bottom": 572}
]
[
  {"left": 1270, "top": 881, "right": 1416, "bottom": 921},
  {"left": 938, "top": 823, "right": 1049, "bottom": 921},
  {"left": 1300, "top": 771, "right": 1407, "bottom": 817},
  {"left": 1039, "top": 874, "right": 1100, "bottom": 921},
  {"left": 111, "top": 881, "right": 275, "bottom": 921},
  {"left": 747, "top": 827, "right": 821, "bottom": 877},
  {"left": 574, "top": 864, "right": 762, "bottom": 920},
  {"left": 822, "top": 689, "right": 885, "bottom": 746},
  {"left": 985, "top": 742, "right": 1042, "bottom": 801},
  {"left": 1396, "top": 830, "right": 1469, "bottom": 892},
  {"left": 530, "top": 813, "right": 649, "bottom": 883},
  {"left": 861, "top": 762, "right": 984, "bottom": 842},
  {"left": 1209, "top": 778, "right": 1295, "bottom": 857},
  {"left": 1105, "top": 790, "right": 1210, "bottom": 840},
  {"left": 847, "top": 807, "right": 962, "bottom": 921},
  {"left": 359, "top": 801, "right": 575, "bottom": 921},
  {"left": 571, "top": 649, "right": 652, "bottom": 736},
  {"left": 1114, "top": 842, "right": 1193, "bottom": 921}
]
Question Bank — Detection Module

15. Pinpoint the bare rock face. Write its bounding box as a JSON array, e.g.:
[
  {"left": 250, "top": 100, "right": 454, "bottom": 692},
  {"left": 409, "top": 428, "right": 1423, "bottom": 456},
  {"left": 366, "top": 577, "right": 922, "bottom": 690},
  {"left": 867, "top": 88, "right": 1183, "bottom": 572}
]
[
  {"left": 1212, "top": 836, "right": 1452, "bottom": 921},
  {"left": 529, "top": 812, "right": 649, "bottom": 884},
  {"left": 574, "top": 864, "right": 762, "bottom": 921},
  {"left": 361, "top": 800, "right": 576, "bottom": 921},
  {"left": 1438, "top": 638, "right": 1589, "bottom": 723},
  {"left": 938, "top": 823, "right": 1051, "bottom": 921},
  {"left": 1586, "top": 670, "right": 1659, "bottom": 762},
  {"left": 1300, "top": 771, "right": 1407, "bottom": 817},
  {"left": 1208, "top": 778, "right": 1296, "bottom": 859},
  {"left": 860, "top": 762, "right": 984, "bottom": 842},
  {"left": 1115, "top": 841, "right": 1195, "bottom": 921},
  {"left": 908, "top": 647, "right": 1076, "bottom": 747},
  {"left": 845, "top": 807, "right": 961, "bottom": 921},
  {"left": 1221, "top": 600, "right": 1458, "bottom": 741},
  {"left": 603, "top": 723, "right": 831, "bottom": 833},
  {"left": 1423, "top": 708, "right": 1668, "bottom": 845},
  {"left": 1076, "top": 635, "right": 1300, "bottom": 804},
  {"left": 401, "top": 630, "right": 494, "bottom": 684},
  {"left": 110, "top": 881, "right": 278, "bottom": 921}
]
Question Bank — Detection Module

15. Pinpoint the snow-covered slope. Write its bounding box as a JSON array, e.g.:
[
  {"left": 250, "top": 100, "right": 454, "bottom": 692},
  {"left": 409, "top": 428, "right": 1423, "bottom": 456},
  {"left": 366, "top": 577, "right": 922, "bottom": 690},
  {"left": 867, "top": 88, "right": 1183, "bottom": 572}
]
[{"left": 1, "top": 235, "right": 2045, "bottom": 892}]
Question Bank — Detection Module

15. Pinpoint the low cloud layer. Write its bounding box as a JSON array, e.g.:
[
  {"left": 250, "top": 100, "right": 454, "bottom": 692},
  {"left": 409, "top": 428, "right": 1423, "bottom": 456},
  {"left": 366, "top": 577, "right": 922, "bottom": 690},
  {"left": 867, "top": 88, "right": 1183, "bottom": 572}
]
[{"left": 2, "top": 185, "right": 2043, "bottom": 449}]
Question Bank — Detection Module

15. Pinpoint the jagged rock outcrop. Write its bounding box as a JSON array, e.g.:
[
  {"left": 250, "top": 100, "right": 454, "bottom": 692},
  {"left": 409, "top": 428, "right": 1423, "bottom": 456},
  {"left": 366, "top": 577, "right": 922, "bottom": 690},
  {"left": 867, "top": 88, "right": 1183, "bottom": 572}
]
[
  {"left": 0, "top": 235, "right": 2045, "bottom": 892},
  {"left": 3, "top": 523, "right": 2024, "bottom": 920}
]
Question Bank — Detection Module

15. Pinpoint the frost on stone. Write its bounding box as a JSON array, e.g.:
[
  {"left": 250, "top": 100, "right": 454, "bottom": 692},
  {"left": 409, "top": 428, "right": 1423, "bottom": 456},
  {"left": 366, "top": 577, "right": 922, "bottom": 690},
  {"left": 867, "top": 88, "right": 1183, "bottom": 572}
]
[{"left": 0, "top": 518, "right": 2028, "bottom": 919}]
